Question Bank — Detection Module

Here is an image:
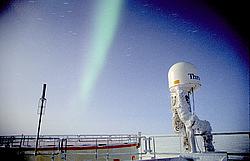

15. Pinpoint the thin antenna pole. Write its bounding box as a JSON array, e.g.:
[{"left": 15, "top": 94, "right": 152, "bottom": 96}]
[
  {"left": 191, "top": 87, "right": 195, "bottom": 115},
  {"left": 35, "top": 84, "right": 47, "bottom": 155}
]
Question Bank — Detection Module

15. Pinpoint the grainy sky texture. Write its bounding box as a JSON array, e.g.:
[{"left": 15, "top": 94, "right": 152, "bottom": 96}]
[{"left": 0, "top": 0, "right": 249, "bottom": 135}]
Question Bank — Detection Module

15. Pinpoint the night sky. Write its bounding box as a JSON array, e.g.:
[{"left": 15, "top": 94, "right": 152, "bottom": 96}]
[{"left": 0, "top": 0, "right": 249, "bottom": 135}]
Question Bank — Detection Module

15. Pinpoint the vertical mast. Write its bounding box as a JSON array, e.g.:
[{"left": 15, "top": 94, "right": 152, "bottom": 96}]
[{"left": 35, "top": 84, "right": 47, "bottom": 155}]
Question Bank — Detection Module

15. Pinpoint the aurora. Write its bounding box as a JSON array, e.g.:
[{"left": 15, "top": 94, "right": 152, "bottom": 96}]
[{"left": 80, "top": 0, "right": 123, "bottom": 105}]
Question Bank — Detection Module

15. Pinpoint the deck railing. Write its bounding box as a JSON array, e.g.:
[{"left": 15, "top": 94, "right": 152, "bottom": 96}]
[
  {"left": 0, "top": 132, "right": 249, "bottom": 160},
  {"left": 148, "top": 132, "right": 250, "bottom": 160},
  {"left": 0, "top": 134, "right": 139, "bottom": 149}
]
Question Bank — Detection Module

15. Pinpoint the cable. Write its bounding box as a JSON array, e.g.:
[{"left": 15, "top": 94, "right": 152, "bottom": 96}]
[{"left": 191, "top": 87, "right": 195, "bottom": 115}]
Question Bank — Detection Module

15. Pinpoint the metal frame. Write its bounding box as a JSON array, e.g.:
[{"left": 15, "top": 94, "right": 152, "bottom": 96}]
[
  {"left": 147, "top": 132, "right": 250, "bottom": 159},
  {"left": 1, "top": 132, "right": 249, "bottom": 160}
]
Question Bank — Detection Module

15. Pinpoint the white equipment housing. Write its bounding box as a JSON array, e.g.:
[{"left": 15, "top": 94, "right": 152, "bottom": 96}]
[
  {"left": 168, "top": 62, "right": 201, "bottom": 91},
  {"left": 168, "top": 62, "right": 214, "bottom": 153}
]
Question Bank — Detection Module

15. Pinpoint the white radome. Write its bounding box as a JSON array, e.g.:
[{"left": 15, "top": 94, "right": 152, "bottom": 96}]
[
  {"left": 168, "top": 61, "right": 201, "bottom": 91},
  {"left": 168, "top": 62, "right": 215, "bottom": 153}
]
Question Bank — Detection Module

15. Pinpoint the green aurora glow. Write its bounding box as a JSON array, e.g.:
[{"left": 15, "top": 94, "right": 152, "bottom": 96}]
[{"left": 80, "top": 0, "right": 123, "bottom": 104}]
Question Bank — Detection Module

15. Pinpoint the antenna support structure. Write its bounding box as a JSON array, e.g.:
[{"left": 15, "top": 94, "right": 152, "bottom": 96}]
[
  {"left": 168, "top": 62, "right": 214, "bottom": 153},
  {"left": 35, "top": 84, "right": 47, "bottom": 155}
]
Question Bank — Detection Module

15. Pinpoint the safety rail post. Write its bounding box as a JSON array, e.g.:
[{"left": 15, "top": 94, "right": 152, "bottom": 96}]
[
  {"left": 95, "top": 138, "right": 98, "bottom": 160},
  {"left": 23, "top": 136, "right": 26, "bottom": 146},
  {"left": 19, "top": 135, "right": 23, "bottom": 148},
  {"left": 26, "top": 136, "right": 29, "bottom": 147},
  {"left": 137, "top": 132, "right": 143, "bottom": 160},
  {"left": 143, "top": 137, "right": 152, "bottom": 154},
  {"left": 152, "top": 137, "right": 156, "bottom": 159},
  {"left": 10, "top": 136, "right": 15, "bottom": 147},
  {"left": 144, "top": 137, "right": 148, "bottom": 153},
  {"left": 106, "top": 135, "right": 110, "bottom": 160},
  {"left": 148, "top": 137, "right": 152, "bottom": 153},
  {"left": 138, "top": 132, "right": 141, "bottom": 146},
  {"left": 60, "top": 138, "right": 67, "bottom": 161}
]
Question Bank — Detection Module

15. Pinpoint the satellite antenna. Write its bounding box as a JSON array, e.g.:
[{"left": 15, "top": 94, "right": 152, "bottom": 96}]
[
  {"left": 168, "top": 62, "right": 214, "bottom": 153},
  {"left": 35, "top": 84, "right": 47, "bottom": 155}
]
